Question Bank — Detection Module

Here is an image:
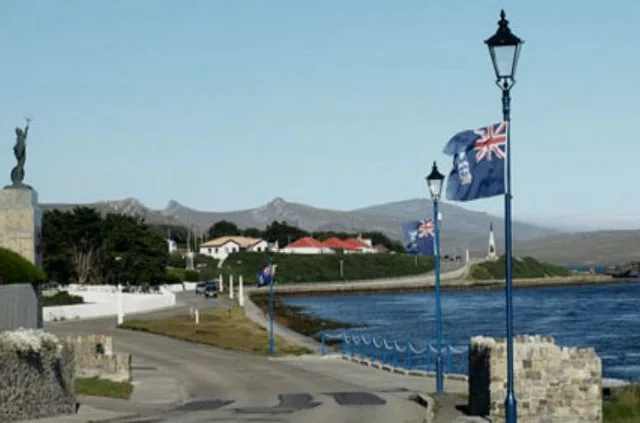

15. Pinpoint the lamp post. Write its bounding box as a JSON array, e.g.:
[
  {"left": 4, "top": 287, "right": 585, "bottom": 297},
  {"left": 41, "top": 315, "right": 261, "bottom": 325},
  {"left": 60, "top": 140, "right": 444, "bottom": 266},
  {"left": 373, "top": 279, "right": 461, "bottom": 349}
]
[
  {"left": 485, "top": 10, "right": 524, "bottom": 423},
  {"left": 426, "top": 161, "right": 445, "bottom": 395},
  {"left": 268, "top": 255, "right": 275, "bottom": 357}
]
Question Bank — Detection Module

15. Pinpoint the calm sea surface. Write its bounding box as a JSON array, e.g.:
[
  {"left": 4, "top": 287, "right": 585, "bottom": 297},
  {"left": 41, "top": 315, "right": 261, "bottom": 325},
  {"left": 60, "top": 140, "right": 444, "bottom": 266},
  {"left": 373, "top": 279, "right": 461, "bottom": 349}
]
[{"left": 284, "top": 282, "right": 640, "bottom": 381}]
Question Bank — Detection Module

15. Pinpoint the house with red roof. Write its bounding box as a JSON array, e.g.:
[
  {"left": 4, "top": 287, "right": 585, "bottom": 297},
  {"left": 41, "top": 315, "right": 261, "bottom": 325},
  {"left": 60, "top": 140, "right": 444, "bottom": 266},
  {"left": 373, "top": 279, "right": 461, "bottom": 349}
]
[
  {"left": 319, "top": 236, "right": 380, "bottom": 254},
  {"left": 321, "top": 237, "right": 348, "bottom": 251},
  {"left": 281, "top": 236, "right": 334, "bottom": 255}
]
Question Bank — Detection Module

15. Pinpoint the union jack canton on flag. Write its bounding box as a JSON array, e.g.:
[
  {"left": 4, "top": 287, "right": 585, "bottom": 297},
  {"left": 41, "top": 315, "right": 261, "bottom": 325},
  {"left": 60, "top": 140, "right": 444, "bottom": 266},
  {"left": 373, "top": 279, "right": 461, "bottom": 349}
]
[
  {"left": 442, "top": 121, "right": 507, "bottom": 202},
  {"left": 415, "top": 219, "right": 435, "bottom": 256}
]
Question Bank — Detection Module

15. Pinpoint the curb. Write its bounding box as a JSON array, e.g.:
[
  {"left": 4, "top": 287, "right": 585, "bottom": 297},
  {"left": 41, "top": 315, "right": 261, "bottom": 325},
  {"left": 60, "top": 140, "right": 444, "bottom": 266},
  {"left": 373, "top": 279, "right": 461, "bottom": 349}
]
[{"left": 411, "top": 393, "right": 436, "bottom": 423}]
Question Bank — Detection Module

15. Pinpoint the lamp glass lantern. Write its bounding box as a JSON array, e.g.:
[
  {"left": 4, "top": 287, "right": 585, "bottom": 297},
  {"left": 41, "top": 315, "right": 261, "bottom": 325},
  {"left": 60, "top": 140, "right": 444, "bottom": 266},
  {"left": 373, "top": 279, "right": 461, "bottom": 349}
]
[
  {"left": 485, "top": 9, "right": 524, "bottom": 81},
  {"left": 426, "top": 161, "right": 445, "bottom": 202}
]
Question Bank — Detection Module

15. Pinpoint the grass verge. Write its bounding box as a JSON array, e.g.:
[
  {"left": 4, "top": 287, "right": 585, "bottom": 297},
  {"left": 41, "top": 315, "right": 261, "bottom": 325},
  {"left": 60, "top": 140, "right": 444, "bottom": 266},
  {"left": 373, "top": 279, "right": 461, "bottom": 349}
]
[
  {"left": 604, "top": 385, "right": 640, "bottom": 422},
  {"left": 75, "top": 377, "right": 133, "bottom": 400},
  {"left": 120, "top": 306, "right": 312, "bottom": 356}
]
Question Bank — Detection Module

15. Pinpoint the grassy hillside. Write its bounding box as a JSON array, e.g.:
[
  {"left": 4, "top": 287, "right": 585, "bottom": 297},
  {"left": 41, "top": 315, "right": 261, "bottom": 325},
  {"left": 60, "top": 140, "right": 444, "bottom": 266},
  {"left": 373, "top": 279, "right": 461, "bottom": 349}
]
[
  {"left": 219, "top": 252, "right": 433, "bottom": 284},
  {"left": 469, "top": 255, "right": 570, "bottom": 280}
]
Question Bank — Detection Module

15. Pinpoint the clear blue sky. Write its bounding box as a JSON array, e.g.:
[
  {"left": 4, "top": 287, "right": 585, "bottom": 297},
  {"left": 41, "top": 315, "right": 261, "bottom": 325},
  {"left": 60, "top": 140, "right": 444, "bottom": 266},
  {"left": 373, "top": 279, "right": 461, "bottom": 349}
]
[{"left": 0, "top": 1, "right": 638, "bottom": 226}]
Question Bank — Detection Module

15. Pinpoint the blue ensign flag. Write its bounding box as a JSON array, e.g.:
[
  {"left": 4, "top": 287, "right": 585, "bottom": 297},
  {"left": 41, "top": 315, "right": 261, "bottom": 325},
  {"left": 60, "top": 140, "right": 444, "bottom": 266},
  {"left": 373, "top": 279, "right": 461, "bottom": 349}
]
[
  {"left": 443, "top": 121, "right": 507, "bottom": 202},
  {"left": 257, "top": 264, "right": 276, "bottom": 287},
  {"left": 402, "top": 219, "right": 435, "bottom": 256}
]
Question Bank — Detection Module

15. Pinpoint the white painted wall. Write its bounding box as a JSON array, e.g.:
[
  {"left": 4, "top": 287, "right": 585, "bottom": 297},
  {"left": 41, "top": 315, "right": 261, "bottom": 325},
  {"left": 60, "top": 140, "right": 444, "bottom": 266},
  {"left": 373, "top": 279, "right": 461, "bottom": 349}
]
[
  {"left": 44, "top": 286, "right": 177, "bottom": 322},
  {"left": 199, "top": 240, "right": 240, "bottom": 260},
  {"left": 199, "top": 239, "right": 270, "bottom": 260},
  {"left": 280, "top": 247, "right": 334, "bottom": 254}
]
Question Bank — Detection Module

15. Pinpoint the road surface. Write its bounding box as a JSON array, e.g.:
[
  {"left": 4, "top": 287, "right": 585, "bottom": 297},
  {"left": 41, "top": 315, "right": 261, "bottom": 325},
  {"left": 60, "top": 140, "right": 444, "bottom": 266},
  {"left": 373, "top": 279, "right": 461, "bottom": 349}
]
[{"left": 47, "top": 293, "right": 463, "bottom": 422}]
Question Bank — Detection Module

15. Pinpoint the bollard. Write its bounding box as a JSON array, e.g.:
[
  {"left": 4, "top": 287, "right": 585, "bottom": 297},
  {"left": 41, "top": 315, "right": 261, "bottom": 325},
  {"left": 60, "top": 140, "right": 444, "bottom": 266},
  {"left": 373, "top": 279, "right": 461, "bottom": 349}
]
[
  {"left": 195, "top": 308, "right": 199, "bottom": 325},
  {"left": 229, "top": 274, "right": 234, "bottom": 299},
  {"left": 219, "top": 273, "right": 224, "bottom": 293},
  {"left": 321, "top": 333, "right": 326, "bottom": 356},
  {"left": 446, "top": 346, "right": 452, "bottom": 374},
  {"left": 116, "top": 284, "right": 124, "bottom": 325},
  {"left": 238, "top": 275, "right": 244, "bottom": 306}
]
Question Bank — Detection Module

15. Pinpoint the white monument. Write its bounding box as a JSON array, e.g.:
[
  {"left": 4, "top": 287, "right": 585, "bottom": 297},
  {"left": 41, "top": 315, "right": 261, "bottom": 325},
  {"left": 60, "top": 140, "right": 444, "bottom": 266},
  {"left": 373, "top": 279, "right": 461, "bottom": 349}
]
[{"left": 487, "top": 222, "right": 497, "bottom": 260}]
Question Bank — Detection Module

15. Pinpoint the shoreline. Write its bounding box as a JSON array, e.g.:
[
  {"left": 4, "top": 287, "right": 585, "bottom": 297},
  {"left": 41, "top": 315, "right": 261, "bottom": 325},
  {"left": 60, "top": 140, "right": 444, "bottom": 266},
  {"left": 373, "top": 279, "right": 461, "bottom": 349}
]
[{"left": 248, "top": 274, "right": 631, "bottom": 298}]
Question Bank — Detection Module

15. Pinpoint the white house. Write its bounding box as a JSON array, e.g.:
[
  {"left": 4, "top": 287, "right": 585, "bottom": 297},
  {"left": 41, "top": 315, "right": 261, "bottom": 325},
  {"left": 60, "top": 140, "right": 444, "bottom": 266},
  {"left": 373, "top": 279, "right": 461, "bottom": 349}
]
[
  {"left": 199, "top": 236, "right": 269, "bottom": 260},
  {"left": 167, "top": 238, "right": 178, "bottom": 254},
  {"left": 280, "top": 237, "right": 334, "bottom": 255}
]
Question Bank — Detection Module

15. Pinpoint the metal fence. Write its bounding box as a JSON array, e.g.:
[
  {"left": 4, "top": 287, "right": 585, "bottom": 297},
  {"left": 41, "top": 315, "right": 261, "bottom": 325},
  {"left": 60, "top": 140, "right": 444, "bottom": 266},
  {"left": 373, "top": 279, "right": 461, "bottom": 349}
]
[
  {"left": 0, "top": 284, "right": 43, "bottom": 332},
  {"left": 321, "top": 331, "right": 469, "bottom": 375}
]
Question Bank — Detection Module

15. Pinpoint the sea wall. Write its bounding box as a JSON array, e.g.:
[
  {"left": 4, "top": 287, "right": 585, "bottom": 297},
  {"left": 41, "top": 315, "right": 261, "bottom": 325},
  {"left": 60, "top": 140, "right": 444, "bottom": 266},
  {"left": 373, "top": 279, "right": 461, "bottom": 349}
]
[
  {"left": 66, "top": 334, "right": 131, "bottom": 382},
  {"left": 0, "top": 329, "right": 75, "bottom": 422},
  {"left": 468, "top": 334, "right": 602, "bottom": 423}
]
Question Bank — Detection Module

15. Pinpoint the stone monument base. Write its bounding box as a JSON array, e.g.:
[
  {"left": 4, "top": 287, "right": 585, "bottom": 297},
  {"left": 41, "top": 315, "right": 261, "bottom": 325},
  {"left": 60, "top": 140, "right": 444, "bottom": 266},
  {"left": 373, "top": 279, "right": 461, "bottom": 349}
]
[{"left": 0, "top": 186, "right": 42, "bottom": 265}]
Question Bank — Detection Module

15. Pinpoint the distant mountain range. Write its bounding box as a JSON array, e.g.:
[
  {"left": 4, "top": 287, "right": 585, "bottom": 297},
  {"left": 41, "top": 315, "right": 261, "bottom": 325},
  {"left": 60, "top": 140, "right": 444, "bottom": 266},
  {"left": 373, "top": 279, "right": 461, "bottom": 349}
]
[{"left": 40, "top": 197, "right": 640, "bottom": 265}]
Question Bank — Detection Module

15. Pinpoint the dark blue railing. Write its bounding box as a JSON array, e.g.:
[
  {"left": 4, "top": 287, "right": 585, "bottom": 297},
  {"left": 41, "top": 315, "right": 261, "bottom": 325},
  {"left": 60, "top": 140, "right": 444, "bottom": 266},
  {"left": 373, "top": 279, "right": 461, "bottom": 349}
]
[{"left": 321, "top": 332, "right": 468, "bottom": 374}]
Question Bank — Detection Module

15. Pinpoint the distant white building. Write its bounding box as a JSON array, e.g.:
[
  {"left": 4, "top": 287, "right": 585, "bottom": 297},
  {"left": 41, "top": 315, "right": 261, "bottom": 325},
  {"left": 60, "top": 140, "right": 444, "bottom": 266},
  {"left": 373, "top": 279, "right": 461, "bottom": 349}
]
[
  {"left": 167, "top": 238, "right": 178, "bottom": 254},
  {"left": 199, "top": 236, "right": 269, "bottom": 260}
]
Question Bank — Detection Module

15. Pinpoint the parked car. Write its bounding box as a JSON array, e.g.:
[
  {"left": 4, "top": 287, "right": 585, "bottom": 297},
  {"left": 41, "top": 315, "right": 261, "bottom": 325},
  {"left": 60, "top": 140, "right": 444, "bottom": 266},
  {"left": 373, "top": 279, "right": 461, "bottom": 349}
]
[
  {"left": 195, "top": 282, "right": 207, "bottom": 295},
  {"left": 203, "top": 284, "right": 218, "bottom": 298}
]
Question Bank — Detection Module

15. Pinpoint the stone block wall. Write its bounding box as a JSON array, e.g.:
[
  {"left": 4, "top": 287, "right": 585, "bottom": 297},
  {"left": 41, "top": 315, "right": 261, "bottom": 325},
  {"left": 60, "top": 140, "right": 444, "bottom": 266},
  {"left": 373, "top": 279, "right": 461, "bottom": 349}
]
[
  {"left": 0, "top": 329, "right": 76, "bottom": 422},
  {"left": 468, "top": 335, "right": 602, "bottom": 423},
  {"left": 66, "top": 334, "right": 132, "bottom": 382},
  {"left": 0, "top": 187, "right": 41, "bottom": 265}
]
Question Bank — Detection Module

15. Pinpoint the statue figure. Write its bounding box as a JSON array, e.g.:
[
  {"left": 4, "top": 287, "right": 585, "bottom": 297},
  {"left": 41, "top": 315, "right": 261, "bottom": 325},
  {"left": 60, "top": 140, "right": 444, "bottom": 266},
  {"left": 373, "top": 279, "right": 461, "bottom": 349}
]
[{"left": 8, "top": 118, "right": 30, "bottom": 189}]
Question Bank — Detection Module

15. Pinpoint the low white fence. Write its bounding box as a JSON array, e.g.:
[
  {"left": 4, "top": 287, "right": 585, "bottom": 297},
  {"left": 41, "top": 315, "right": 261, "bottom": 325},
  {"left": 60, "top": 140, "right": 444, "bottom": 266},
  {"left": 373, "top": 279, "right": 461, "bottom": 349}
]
[{"left": 44, "top": 285, "right": 177, "bottom": 322}]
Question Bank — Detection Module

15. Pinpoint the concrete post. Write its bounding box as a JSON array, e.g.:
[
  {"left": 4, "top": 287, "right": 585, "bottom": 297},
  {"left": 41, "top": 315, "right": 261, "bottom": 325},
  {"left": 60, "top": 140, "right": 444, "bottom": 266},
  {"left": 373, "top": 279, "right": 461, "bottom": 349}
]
[
  {"left": 195, "top": 308, "right": 200, "bottom": 325},
  {"left": 116, "top": 284, "right": 124, "bottom": 325},
  {"left": 219, "top": 273, "right": 224, "bottom": 293},
  {"left": 238, "top": 275, "right": 244, "bottom": 307},
  {"left": 229, "top": 274, "right": 234, "bottom": 300}
]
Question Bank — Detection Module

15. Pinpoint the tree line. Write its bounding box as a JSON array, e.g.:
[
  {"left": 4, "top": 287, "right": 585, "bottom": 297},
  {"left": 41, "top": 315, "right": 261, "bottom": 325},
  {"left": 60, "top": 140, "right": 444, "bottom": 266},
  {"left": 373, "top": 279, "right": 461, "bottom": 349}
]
[
  {"left": 205, "top": 220, "right": 405, "bottom": 252},
  {"left": 41, "top": 207, "right": 169, "bottom": 285}
]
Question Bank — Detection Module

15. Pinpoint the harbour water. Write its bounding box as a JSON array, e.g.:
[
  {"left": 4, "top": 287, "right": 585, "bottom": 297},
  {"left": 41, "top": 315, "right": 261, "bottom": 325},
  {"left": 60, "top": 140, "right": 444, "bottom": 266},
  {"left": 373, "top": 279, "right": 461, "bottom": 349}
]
[{"left": 284, "top": 281, "right": 640, "bottom": 381}]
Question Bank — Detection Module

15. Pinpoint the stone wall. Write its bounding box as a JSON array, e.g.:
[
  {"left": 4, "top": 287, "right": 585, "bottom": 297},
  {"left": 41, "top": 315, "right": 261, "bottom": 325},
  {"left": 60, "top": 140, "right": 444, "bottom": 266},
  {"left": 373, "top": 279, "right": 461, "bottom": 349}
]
[
  {"left": 468, "top": 335, "right": 602, "bottom": 423},
  {"left": 0, "top": 187, "right": 42, "bottom": 266},
  {"left": 0, "top": 329, "right": 76, "bottom": 422},
  {"left": 66, "top": 334, "right": 131, "bottom": 382}
]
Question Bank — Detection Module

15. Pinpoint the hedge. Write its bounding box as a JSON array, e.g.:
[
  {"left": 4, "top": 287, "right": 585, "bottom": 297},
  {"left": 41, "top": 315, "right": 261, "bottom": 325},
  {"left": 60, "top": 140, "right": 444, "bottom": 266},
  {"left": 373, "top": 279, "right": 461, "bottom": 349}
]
[
  {"left": 469, "top": 255, "right": 570, "bottom": 280},
  {"left": 0, "top": 248, "right": 46, "bottom": 284},
  {"left": 219, "top": 252, "right": 434, "bottom": 283},
  {"left": 42, "top": 291, "right": 84, "bottom": 307}
]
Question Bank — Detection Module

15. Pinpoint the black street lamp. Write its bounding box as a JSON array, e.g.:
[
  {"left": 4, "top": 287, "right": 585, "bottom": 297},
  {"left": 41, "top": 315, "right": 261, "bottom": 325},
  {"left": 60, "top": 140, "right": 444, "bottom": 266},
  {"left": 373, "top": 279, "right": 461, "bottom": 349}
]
[
  {"left": 485, "top": 10, "right": 524, "bottom": 423},
  {"left": 426, "top": 161, "right": 445, "bottom": 394}
]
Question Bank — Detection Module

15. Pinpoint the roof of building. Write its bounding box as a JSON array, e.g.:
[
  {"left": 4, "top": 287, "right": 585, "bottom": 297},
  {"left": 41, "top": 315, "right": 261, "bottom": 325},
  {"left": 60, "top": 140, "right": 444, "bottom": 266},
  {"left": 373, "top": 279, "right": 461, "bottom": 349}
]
[
  {"left": 285, "top": 237, "right": 324, "bottom": 249},
  {"left": 321, "top": 237, "right": 347, "bottom": 249},
  {"left": 342, "top": 238, "right": 369, "bottom": 250},
  {"left": 200, "top": 236, "right": 263, "bottom": 248}
]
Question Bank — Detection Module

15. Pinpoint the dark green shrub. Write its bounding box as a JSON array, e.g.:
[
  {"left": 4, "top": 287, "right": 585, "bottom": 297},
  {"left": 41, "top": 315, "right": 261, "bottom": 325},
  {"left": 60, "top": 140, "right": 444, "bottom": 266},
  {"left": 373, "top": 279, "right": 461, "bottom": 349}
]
[
  {"left": 161, "top": 271, "right": 183, "bottom": 284},
  {"left": 43, "top": 291, "right": 84, "bottom": 307},
  {"left": 183, "top": 270, "right": 202, "bottom": 282},
  {"left": 167, "top": 253, "right": 186, "bottom": 268},
  {"left": 0, "top": 247, "right": 46, "bottom": 284}
]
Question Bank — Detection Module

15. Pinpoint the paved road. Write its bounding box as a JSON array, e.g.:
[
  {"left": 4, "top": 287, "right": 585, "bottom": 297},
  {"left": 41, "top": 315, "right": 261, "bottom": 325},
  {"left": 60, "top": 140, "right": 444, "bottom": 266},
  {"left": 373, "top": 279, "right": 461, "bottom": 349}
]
[{"left": 47, "top": 293, "right": 462, "bottom": 422}]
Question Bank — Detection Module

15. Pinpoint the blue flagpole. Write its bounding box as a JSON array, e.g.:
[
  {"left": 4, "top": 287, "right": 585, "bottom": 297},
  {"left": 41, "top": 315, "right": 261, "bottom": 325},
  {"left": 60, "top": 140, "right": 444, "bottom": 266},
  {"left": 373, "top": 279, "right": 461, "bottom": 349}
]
[
  {"left": 502, "top": 86, "right": 517, "bottom": 421},
  {"left": 433, "top": 200, "right": 443, "bottom": 394},
  {"left": 268, "top": 256, "right": 275, "bottom": 357}
]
